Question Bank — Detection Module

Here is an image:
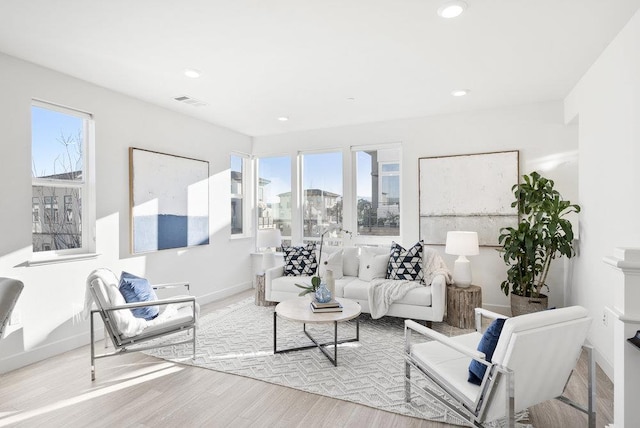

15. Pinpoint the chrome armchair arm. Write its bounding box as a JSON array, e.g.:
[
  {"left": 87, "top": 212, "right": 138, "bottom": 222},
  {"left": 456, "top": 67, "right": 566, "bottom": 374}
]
[
  {"left": 405, "top": 319, "right": 486, "bottom": 361},
  {"left": 474, "top": 308, "right": 509, "bottom": 333},
  {"left": 100, "top": 295, "right": 196, "bottom": 312},
  {"left": 152, "top": 281, "right": 190, "bottom": 292}
]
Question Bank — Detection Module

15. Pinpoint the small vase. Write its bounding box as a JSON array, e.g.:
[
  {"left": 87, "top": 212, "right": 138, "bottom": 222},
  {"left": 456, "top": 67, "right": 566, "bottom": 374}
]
[
  {"left": 315, "top": 282, "right": 332, "bottom": 303},
  {"left": 325, "top": 269, "right": 335, "bottom": 297}
]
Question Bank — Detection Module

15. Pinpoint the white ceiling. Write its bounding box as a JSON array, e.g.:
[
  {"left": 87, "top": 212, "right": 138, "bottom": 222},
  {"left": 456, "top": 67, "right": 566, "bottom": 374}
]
[{"left": 1, "top": 1, "right": 639, "bottom": 136}]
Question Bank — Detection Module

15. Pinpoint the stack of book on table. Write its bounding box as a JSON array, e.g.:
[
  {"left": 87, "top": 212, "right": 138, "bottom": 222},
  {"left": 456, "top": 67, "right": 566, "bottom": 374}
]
[{"left": 310, "top": 299, "right": 343, "bottom": 313}]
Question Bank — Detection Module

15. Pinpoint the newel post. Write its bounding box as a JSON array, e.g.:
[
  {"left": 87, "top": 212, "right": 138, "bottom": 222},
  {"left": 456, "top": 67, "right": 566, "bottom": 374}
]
[{"left": 603, "top": 248, "right": 640, "bottom": 428}]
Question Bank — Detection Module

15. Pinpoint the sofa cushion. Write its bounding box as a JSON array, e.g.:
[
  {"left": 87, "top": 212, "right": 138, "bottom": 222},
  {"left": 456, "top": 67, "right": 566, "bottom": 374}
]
[
  {"left": 358, "top": 247, "right": 390, "bottom": 281},
  {"left": 388, "top": 241, "right": 423, "bottom": 282},
  {"left": 322, "top": 246, "right": 359, "bottom": 277},
  {"left": 271, "top": 275, "right": 355, "bottom": 298},
  {"left": 317, "top": 249, "right": 344, "bottom": 279},
  {"left": 283, "top": 243, "right": 318, "bottom": 276},
  {"left": 343, "top": 278, "right": 432, "bottom": 306}
]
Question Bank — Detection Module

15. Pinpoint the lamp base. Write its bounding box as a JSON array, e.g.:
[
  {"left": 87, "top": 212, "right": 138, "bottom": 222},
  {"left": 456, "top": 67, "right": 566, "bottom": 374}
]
[{"left": 452, "top": 256, "right": 472, "bottom": 288}]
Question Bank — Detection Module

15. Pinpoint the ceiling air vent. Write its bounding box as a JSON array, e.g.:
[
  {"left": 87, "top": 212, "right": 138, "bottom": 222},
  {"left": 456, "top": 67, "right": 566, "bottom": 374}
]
[{"left": 173, "top": 95, "right": 208, "bottom": 107}]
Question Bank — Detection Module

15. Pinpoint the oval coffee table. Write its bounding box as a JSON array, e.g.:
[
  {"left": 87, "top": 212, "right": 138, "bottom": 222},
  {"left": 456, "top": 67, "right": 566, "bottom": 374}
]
[{"left": 274, "top": 297, "right": 361, "bottom": 366}]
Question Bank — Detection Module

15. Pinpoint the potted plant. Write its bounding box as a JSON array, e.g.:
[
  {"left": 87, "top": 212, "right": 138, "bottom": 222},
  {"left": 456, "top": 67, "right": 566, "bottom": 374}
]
[{"left": 498, "top": 171, "right": 581, "bottom": 315}]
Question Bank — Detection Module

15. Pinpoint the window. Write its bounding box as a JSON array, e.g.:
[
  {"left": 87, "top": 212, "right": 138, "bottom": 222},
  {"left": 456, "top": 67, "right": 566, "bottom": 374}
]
[
  {"left": 257, "top": 156, "right": 291, "bottom": 238},
  {"left": 230, "top": 154, "right": 247, "bottom": 235},
  {"left": 355, "top": 147, "right": 400, "bottom": 236},
  {"left": 301, "top": 151, "right": 343, "bottom": 240},
  {"left": 31, "top": 101, "right": 93, "bottom": 254}
]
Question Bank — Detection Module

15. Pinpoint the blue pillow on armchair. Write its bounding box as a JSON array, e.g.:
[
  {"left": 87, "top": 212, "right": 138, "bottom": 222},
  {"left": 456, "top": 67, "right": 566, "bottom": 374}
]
[
  {"left": 468, "top": 318, "right": 506, "bottom": 385},
  {"left": 119, "top": 271, "right": 159, "bottom": 320}
]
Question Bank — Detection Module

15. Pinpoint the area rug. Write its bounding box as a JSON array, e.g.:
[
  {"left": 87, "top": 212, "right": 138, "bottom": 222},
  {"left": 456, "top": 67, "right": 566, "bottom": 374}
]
[{"left": 144, "top": 298, "right": 529, "bottom": 427}]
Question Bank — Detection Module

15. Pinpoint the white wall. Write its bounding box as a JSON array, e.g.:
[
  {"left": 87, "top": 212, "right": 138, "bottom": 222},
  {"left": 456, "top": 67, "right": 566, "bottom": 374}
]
[
  {"left": 564, "top": 9, "right": 640, "bottom": 379},
  {"left": 254, "top": 101, "right": 578, "bottom": 315},
  {"left": 0, "top": 53, "right": 254, "bottom": 373}
]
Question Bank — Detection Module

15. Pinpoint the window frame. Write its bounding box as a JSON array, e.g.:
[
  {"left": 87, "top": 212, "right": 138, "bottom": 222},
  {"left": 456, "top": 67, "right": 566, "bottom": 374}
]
[
  {"left": 230, "top": 152, "right": 252, "bottom": 238},
  {"left": 299, "top": 149, "right": 345, "bottom": 245},
  {"left": 30, "top": 100, "right": 96, "bottom": 261},
  {"left": 350, "top": 143, "right": 402, "bottom": 242},
  {"left": 256, "top": 154, "right": 293, "bottom": 242}
]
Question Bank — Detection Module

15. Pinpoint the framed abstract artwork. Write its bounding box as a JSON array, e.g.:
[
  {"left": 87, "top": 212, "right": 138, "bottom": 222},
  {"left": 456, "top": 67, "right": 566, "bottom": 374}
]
[
  {"left": 129, "top": 147, "right": 210, "bottom": 253},
  {"left": 419, "top": 150, "right": 519, "bottom": 246}
]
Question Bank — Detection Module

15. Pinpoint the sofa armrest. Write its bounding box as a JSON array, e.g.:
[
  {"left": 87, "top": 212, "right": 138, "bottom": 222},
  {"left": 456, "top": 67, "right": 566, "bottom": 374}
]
[
  {"left": 428, "top": 274, "right": 447, "bottom": 322},
  {"left": 264, "top": 264, "right": 285, "bottom": 301}
]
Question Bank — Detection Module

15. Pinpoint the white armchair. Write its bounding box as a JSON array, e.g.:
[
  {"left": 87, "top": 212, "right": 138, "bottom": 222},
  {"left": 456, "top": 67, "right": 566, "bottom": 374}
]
[
  {"left": 0, "top": 277, "right": 23, "bottom": 339},
  {"left": 404, "top": 306, "right": 595, "bottom": 427},
  {"left": 87, "top": 269, "right": 198, "bottom": 380}
]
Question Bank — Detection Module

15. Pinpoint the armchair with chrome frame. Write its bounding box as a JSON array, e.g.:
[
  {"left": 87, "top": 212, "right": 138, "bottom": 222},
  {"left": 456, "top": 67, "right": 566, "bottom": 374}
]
[
  {"left": 0, "top": 277, "right": 24, "bottom": 339},
  {"left": 404, "top": 306, "right": 595, "bottom": 428},
  {"left": 87, "top": 269, "right": 198, "bottom": 380}
]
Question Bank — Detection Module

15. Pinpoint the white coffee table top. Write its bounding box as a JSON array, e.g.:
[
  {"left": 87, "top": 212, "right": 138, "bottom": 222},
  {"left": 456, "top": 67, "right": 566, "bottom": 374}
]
[{"left": 275, "top": 297, "right": 361, "bottom": 324}]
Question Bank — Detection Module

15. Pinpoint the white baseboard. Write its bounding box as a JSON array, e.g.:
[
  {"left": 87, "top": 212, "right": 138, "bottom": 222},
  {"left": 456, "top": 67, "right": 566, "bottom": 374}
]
[
  {"left": 0, "top": 281, "right": 253, "bottom": 375},
  {"left": 0, "top": 330, "right": 92, "bottom": 375},
  {"left": 197, "top": 281, "right": 252, "bottom": 305}
]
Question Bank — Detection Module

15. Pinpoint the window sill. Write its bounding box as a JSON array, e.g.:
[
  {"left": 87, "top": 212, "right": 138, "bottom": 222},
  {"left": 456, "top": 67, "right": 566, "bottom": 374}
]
[{"left": 27, "top": 252, "right": 100, "bottom": 267}]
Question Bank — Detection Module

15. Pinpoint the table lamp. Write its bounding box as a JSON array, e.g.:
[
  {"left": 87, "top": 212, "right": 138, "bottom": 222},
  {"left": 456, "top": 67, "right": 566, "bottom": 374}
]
[
  {"left": 257, "top": 228, "right": 282, "bottom": 272},
  {"left": 445, "top": 231, "right": 479, "bottom": 288}
]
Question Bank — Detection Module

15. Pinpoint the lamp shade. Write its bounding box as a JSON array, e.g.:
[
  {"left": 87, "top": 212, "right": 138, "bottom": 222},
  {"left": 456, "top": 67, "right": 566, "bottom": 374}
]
[
  {"left": 445, "top": 231, "right": 479, "bottom": 256},
  {"left": 257, "top": 228, "right": 282, "bottom": 250}
]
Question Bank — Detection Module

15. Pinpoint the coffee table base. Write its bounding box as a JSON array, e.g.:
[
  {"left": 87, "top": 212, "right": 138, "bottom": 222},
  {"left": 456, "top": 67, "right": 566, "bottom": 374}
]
[{"left": 273, "top": 312, "right": 360, "bottom": 366}]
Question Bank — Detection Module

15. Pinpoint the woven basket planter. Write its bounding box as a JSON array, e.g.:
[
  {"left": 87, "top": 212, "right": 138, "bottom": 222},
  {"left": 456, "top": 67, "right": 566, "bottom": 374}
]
[{"left": 510, "top": 293, "right": 548, "bottom": 316}]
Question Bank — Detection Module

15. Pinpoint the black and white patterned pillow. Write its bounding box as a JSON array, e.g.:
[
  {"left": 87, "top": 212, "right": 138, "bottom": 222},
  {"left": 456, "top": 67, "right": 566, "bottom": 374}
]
[
  {"left": 387, "top": 240, "right": 423, "bottom": 282},
  {"left": 283, "top": 243, "right": 318, "bottom": 276}
]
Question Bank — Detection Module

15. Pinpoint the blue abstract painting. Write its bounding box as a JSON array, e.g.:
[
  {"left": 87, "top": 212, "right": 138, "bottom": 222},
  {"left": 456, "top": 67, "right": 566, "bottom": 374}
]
[{"left": 130, "top": 148, "right": 209, "bottom": 253}]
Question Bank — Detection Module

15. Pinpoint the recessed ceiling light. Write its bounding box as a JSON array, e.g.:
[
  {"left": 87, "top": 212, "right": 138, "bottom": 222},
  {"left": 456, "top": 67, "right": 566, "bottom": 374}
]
[
  {"left": 347, "top": 97, "right": 356, "bottom": 101},
  {"left": 437, "top": 1, "right": 467, "bottom": 18},
  {"left": 451, "top": 89, "right": 470, "bottom": 97},
  {"left": 277, "top": 116, "right": 289, "bottom": 122},
  {"left": 184, "top": 68, "right": 202, "bottom": 78}
]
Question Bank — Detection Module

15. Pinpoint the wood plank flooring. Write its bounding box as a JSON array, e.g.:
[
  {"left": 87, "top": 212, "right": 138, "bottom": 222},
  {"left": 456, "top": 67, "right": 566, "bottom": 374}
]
[{"left": 0, "top": 290, "right": 613, "bottom": 427}]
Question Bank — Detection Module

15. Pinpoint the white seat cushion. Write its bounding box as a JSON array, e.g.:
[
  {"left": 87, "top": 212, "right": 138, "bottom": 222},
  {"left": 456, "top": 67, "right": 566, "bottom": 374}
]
[
  {"left": 343, "top": 278, "right": 432, "bottom": 306},
  {"left": 270, "top": 275, "right": 357, "bottom": 298},
  {"left": 411, "top": 332, "right": 483, "bottom": 405}
]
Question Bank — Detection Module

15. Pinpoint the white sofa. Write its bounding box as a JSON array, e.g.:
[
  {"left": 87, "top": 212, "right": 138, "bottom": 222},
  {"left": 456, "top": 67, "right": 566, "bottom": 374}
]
[{"left": 265, "top": 245, "right": 447, "bottom": 322}]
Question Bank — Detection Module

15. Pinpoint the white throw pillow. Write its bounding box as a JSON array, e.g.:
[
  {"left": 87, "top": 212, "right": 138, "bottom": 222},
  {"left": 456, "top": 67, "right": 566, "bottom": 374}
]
[
  {"left": 358, "top": 247, "right": 390, "bottom": 281},
  {"left": 318, "top": 249, "right": 344, "bottom": 279},
  {"left": 342, "top": 247, "right": 359, "bottom": 277}
]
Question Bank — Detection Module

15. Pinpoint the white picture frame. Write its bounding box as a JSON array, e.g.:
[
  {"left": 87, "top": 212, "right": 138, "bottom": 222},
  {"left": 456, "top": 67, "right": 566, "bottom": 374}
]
[{"left": 129, "top": 147, "right": 210, "bottom": 253}]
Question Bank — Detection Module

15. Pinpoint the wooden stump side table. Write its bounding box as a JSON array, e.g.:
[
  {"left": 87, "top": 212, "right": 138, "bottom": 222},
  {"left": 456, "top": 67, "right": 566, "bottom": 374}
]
[
  {"left": 445, "top": 284, "right": 482, "bottom": 329},
  {"left": 254, "top": 273, "right": 276, "bottom": 306}
]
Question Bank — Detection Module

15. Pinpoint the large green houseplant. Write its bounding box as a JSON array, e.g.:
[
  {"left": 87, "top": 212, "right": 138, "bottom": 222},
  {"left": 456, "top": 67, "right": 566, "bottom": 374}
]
[{"left": 498, "top": 172, "right": 581, "bottom": 315}]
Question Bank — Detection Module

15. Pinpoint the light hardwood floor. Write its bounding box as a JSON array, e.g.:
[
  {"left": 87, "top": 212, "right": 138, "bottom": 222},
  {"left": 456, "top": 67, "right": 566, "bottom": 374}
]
[{"left": 0, "top": 290, "right": 613, "bottom": 427}]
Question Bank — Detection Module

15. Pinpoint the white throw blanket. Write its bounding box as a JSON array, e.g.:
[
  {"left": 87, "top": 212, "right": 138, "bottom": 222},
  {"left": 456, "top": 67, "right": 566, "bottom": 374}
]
[
  {"left": 423, "top": 248, "right": 453, "bottom": 285},
  {"left": 367, "top": 278, "right": 422, "bottom": 319},
  {"left": 367, "top": 249, "right": 452, "bottom": 319}
]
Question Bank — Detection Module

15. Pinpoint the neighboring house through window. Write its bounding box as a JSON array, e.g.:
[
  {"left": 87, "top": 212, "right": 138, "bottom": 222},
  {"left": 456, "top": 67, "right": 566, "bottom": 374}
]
[
  {"left": 257, "top": 156, "right": 292, "bottom": 239},
  {"left": 355, "top": 146, "right": 401, "bottom": 236},
  {"left": 301, "top": 151, "right": 343, "bottom": 242}
]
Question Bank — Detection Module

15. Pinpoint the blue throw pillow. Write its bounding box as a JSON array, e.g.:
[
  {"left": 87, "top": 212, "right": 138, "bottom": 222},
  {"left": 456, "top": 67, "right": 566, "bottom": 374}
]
[
  {"left": 119, "top": 271, "right": 159, "bottom": 320},
  {"left": 468, "top": 318, "right": 506, "bottom": 385}
]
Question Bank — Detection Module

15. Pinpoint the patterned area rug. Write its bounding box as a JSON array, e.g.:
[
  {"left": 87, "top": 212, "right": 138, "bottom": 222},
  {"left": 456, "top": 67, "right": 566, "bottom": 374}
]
[{"left": 144, "top": 298, "right": 527, "bottom": 427}]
